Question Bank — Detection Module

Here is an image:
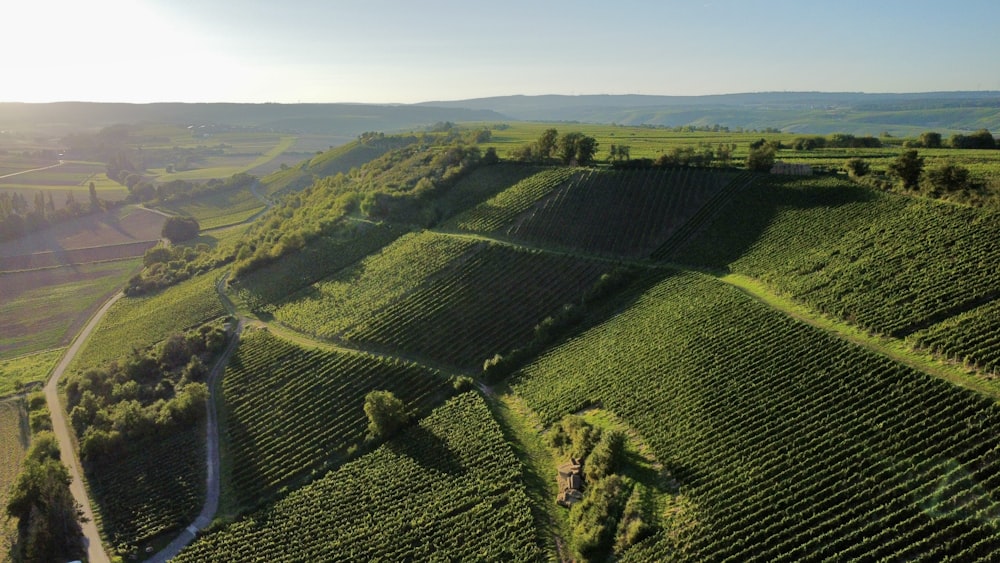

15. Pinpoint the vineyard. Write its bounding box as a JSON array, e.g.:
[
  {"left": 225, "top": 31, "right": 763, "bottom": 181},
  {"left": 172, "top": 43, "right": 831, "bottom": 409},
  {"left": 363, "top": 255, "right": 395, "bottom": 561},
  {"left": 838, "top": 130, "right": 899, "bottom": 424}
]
[
  {"left": 229, "top": 222, "right": 405, "bottom": 313},
  {"left": 86, "top": 428, "right": 204, "bottom": 556},
  {"left": 446, "top": 167, "right": 578, "bottom": 232},
  {"left": 513, "top": 271, "right": 1000, "bottom": 560},
  {"left": 0, "top": 348, "right": 64, "bottom": 396},
  {"left": 910, "top": 299, "right": 1000, "bottom": 375},
  {"left": 221, "top": 329, "right": 454, "bottom": 507},
  {"left": 500, "top": 168, "right": 743, "bottom": 258},
  {"left": 339, "top": 236, "right": 613, "bottom": 369},
  {"left": 673, "top": 174, "right": 1000, "bottom": 371},
  {"left": 71, "top": 271, "right": 225, "bottom": 372},
  {"left": 156, "top": 188, "right": 265, "bottom": 230},
  {"left": 176, "top": 392, "right": 540, "bottom": 562}
]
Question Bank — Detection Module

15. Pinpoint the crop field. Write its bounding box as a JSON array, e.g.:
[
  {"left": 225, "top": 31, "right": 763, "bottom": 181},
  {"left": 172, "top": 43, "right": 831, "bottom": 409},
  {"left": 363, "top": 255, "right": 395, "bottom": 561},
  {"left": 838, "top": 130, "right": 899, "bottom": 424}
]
[
  {"left": 272, "top": 230, "right": 613, "bottom": 369},
  {"left": 177, "top": 392, "right": 540, "bottom": 562},
  {"left": 71, "top": 271, "right": 225, "bottom": 372},
  {"left": 230, "top": 222, "right": 405, "bottom": 312},
  {"left": 673, "top": 175, "right": 1000, "bottom": 370},
  {"left": 0, "top": 398, "right": 29, "bottom": 558},
  {"left": 87, "top": 428, "right": 204, "bottom": 556},
  {"left": 0, "top": 259, "right": 141, "bottom": 360},
  {"left": 0, "top": 348, "right": 64, "bottom": 396},
  {"left": 152, "top": 135, "right": 296, "bottom": 183},
  {"left": 513, "top": 272, "right": 1000, "bottom": 560},
  {"left": 341, "top": 238, "right": 612, "bottom": 369},
  {"left": 221, "top": 329, "right": 453, "bottom": 507},
  {"left": 500, "top": 167, "right": 744, "bottom": 258},
  {"left": 0, "top": 206, "right": 165, "bottom": 257},
  {"left": 0, "top": 240, "right": 157, "bottom": 271},
  {"left": 272, "top": 231, "right": 478, "bottom": 338},
  {"left": 156, "top": 187, "right": 265, "bottom": 230}
]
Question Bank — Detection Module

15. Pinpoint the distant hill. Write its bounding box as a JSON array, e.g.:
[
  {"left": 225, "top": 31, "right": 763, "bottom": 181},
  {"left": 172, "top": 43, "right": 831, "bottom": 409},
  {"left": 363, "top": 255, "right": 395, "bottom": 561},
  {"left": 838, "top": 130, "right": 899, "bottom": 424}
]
[
  {"left": 0, "top": 102, "right": 505, "bottom": 136},
  {"left": 418, "top": 92, "right": 1000, "bottom": 135}
]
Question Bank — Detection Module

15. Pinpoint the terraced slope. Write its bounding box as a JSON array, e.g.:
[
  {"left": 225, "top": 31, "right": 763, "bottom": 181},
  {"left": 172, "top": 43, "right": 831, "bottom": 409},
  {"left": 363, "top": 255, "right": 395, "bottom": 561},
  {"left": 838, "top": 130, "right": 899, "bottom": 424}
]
[{"left": 514, "top": 272, "right": 1000, "bottom": 561}]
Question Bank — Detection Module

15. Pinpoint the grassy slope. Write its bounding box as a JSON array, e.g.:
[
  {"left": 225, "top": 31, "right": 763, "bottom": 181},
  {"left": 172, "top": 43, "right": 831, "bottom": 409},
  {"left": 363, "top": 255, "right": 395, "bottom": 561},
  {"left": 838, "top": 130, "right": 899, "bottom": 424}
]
[{"left": 70, "top": 271, "right": 225, "bottom": 373}]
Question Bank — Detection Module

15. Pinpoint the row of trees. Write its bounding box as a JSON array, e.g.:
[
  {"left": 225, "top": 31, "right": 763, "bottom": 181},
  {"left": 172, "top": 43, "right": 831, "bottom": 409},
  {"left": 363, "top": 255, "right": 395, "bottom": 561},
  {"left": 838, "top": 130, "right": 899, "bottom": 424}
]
[
  {"left": 907, "top": 129, "right": 996, "bottom": 150},
  {"left": 0, "top": 182, "right": 107, "bottom": 242},
  {"left": 510, "top": 129, "right": 600, "bottom": 165},
  {"left": 847, "top": 150, "right": 983, "bottom": 201}
]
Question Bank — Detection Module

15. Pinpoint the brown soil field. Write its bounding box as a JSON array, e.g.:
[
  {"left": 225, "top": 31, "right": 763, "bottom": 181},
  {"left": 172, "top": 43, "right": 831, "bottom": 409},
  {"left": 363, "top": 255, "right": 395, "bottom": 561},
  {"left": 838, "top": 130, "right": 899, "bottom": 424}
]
[
  {"left": 0, "top": 240, "right": 158, "bottom": 271},
  {"left": 0, "top": 206, "right": 165, "bottom": 257}
]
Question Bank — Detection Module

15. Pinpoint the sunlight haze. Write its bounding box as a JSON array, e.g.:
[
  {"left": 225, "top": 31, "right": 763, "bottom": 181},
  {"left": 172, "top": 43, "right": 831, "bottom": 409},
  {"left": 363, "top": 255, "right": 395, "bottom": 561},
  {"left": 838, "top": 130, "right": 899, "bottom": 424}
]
[{"left": 5, "top": 0, "right": 999, "bottom": 103}]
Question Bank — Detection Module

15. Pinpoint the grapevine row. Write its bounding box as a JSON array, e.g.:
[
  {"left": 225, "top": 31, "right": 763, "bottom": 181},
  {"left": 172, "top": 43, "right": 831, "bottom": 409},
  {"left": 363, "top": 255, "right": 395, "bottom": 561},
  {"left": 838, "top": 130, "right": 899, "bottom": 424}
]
[{"left": 513, "top": 271, "right": 1000, "bottom": 561}]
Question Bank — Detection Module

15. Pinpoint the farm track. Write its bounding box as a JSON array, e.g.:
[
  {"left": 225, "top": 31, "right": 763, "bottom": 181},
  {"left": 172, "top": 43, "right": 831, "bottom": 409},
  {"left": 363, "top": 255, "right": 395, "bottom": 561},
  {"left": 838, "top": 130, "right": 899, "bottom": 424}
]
[
  {"left": 44, "top": 292, "right": 120, "bottom": 563},
  {"left": 0, "top": 159, "right": 64, "bottom": 180}
]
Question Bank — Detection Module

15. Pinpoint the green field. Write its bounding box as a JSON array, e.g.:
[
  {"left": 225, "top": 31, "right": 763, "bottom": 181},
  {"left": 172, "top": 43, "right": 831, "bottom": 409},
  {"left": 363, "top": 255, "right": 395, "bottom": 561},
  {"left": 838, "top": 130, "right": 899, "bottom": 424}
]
[
  {"left": 514, "top": 271, "right": 1000, "bottom": 560},
  {"left": 178, "top": 392, "right": 540, "bottom": 562},
  {"left": 0, "top": 259, "right": 141, "bottom": 360},
  {"left": 156, "top": 187, "right": 265, "bottom": 230},
  {"left": 0, "top": 348, "right": 64, "bottom": 396},
  {"left": 70, "top": 271, "right": 225, "bottom": 372},
  {"left": 220, "top": 329, "right": 454, "bottom": 509},
  {"left": 152, "top": 135, "right": 297, "bottom": 182}
]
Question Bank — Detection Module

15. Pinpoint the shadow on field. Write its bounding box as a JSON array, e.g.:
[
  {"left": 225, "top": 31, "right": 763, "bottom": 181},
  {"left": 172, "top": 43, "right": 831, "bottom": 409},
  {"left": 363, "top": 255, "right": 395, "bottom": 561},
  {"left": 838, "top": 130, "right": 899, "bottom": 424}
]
[
  {"left": 388, "top": 425, "right": 466, "bottom": 478},
  {"left": 669, "top": 173, "right": 878, "bottom": 270}
]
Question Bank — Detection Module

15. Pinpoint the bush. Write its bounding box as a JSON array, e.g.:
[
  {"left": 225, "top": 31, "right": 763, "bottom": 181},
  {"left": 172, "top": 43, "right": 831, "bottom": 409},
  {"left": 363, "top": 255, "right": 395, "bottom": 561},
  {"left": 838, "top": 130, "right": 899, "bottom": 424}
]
[
  {"left": 364, "top": 390, "right": 409, "bottom": 439},
  {"left": 161, "top": 216, "right": 200, "bottom": 243}
]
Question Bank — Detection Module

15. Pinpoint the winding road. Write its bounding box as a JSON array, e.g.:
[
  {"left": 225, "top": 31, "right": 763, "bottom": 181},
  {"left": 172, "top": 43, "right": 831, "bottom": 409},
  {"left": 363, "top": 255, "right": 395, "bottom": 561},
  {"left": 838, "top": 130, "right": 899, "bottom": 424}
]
[{"left": 44, "top": 292, "right": 120, "bottom": 563}]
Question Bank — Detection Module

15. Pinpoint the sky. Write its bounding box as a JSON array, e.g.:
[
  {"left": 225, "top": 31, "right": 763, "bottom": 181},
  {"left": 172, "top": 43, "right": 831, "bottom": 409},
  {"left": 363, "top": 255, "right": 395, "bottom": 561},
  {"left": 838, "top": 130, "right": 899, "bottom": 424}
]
[{"left": 4, "top": 0, "right": 999, "bottom": 104}]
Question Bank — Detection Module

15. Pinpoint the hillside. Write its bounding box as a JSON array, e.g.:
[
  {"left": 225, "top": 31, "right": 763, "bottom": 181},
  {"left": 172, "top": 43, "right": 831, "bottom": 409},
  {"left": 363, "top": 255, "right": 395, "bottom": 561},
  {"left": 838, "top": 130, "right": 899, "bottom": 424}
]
[
  {"left": 24, "top": 125, "right": 1000, "bottom": 561},
  {"left": 420, "top": 92, "right": 1000, "bottom": 135}
]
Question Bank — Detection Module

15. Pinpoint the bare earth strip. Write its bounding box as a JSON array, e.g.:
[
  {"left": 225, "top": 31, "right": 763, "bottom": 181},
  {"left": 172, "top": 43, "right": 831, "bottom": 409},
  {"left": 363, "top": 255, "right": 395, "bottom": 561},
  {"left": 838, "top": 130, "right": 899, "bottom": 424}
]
[{"left": 44, "top": 293, "right": 121, "bottom": 563}]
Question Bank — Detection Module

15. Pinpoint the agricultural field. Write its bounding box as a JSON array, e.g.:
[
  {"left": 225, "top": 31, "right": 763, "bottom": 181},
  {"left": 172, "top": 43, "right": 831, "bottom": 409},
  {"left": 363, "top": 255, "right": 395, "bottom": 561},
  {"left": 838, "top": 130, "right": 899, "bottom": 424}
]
[
  {"left": 458, "top": 166, "right": 745, "bottom": 258},
  {"left": 0, "top": 159, "right": 128, "bottom": 207},
  {"left": 151, "top": 135, "right": 297, "bottom": 183},
  {"left": 229, "top": 221, "right": 405, "bottom": 312},
  {"left": 673, "top": 174, "right": 1000, "bottom": 374},
  {"left": 513, "top": 271, "right": 1000, "bottom": 560},
  {"left": 178, "top": 392, "right": 540, "bottom": 562},
  {"left": 70, "top": 271, "right": 225, "bottom": 372},
  {"left": 0, "top": 398, "right": 29, "bottom": 559},
  {"left": 272, "top": 230, "right": 613, "bottom": 369},
  {"left": 155, "top": 187, "right": 265, "bottom": 230},
  {"left": 0, "top": 259, "right": 141, "bottom": 359},
  {"left": 0, "top": 348, "right": 64, "bottom": 396},
  {"left": 0, "top": 205, "right": 164, "bottom": 257},
  {"left": 86, "top": 428, "right": 204, "bottom": 557},
  {"left": 220, "top": 329, "right": 454, "bottom": 509}
]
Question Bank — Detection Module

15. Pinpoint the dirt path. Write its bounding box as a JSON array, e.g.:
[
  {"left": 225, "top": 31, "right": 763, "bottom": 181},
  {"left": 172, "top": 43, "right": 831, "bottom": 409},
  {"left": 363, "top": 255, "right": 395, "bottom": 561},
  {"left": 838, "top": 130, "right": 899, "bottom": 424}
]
[
  {"left": 145, "top": 314, "right": 243, "bottom": 563},
  {"left": 44, "top": 292, "right": 120, "bottom": 563},
  {"left": 0, "top": 160, "right": 64, "bottom": 180}
]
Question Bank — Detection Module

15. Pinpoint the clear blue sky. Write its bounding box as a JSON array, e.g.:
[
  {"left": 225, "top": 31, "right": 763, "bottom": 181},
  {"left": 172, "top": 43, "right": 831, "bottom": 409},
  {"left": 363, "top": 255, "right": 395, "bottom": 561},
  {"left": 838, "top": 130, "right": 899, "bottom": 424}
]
[{"left": 5, "top": 0, "right": 999, "bottom": 103}]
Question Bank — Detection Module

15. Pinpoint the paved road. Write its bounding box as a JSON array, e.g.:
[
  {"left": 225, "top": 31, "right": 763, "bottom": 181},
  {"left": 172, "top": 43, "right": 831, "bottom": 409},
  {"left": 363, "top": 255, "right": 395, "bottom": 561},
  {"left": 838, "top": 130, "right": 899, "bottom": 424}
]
[
  {"left": 44, "top": 292, "right": 120, "bottom": 563},
  {"left": 0, "top": 160, "right": 64, "bottom": 180}
]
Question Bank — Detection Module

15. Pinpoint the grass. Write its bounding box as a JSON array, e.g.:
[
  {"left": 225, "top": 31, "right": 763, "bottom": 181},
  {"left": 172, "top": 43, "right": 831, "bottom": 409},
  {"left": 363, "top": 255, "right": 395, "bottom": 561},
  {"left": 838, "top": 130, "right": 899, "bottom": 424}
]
[
  {"left": 156, "top": 188, "right": 265, "bottom": 230},
  {"left": 0, "top": 259, "right": 141, "bottom": 360},
  {"left": 0, "top": 397, "right": 29, "bottom": 559},
  {"left": 153, "top": 136, "right": 297, "bottom": 182},
  {"left": 0, "top": 348, "right": 65, "bottom": 396}
]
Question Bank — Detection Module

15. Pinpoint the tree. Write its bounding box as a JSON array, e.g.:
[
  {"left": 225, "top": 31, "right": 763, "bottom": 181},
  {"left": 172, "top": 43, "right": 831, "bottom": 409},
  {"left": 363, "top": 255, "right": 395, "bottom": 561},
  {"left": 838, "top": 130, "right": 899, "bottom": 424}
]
[
  {"left": 558, "top": 132, "right": 599, "bottom": 165},
  {"left": 364, "top": 390, "right": 408, "bottom": 439},
  {"left": 888, "top": 150, "right": 924, "bottom": 190},
  {"left": 845, "top": 157, "right": 870, "bottom": 178},
  {"left": 925, "top": 162, "right": 971, "bottom": 195},
  {"left": 746, "top": 145, "right": 776, "bottom": 172},
  {"left": 161, "top": 215, "right": 200, "bottom": 243},
  {"left": 537, "top": 128, "right": 559, "bottom": 161},
  {"left": 918, "top": 131, "right": 942, "bottom": 148}
]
